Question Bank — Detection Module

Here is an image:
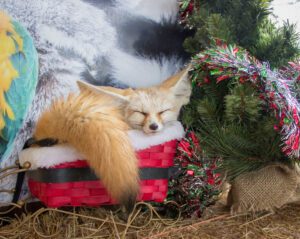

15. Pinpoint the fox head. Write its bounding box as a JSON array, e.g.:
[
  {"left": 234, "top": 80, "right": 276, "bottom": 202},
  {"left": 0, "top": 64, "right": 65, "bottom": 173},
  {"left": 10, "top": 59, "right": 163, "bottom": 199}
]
[{"left": 77, "top": 65, "right": 191, "bottom": 134}]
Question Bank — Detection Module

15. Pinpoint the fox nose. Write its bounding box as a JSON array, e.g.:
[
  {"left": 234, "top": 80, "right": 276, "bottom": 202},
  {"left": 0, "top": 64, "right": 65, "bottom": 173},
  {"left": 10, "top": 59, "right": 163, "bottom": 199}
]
[{"left": 149, "top": 123, "right": 158, "bottom": 131}]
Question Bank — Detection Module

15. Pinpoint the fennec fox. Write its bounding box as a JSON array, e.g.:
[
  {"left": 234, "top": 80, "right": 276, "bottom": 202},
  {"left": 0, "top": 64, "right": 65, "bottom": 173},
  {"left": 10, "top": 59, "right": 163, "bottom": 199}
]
[{"left": 33, "top": 66, "right": 191, "bottom": 211}]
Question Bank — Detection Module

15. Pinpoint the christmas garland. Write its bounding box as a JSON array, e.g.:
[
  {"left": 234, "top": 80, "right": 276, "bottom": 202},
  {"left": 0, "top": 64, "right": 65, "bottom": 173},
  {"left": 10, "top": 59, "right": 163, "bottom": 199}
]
[
  {"left": 191, "top": 44, "right": 300, "bottom": 159},
  {"left": 168, "top": 132, "right": 221, "bottom": 217},
  {"left": 280, "top": 62, "right": 300, "bottom": 100},
  {"left": 179, "top": 0, "right": 196, "bottom": 26}
]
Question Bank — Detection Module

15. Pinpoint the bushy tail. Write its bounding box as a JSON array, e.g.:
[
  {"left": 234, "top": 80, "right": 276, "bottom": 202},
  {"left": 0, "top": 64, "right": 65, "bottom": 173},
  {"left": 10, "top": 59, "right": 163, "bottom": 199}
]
[{"left": 34, "top": 92, "right": 139, "bottom": 211}]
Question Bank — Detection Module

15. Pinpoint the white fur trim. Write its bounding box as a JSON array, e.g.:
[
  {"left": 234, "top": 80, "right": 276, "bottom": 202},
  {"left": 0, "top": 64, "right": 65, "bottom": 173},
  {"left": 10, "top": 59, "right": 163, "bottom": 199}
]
[
  {"left": 128, "top": 121, "right": 184, "bottom": 150},
  {"left": 19, "top": 145, "right": 86, "bottom": 170},
  {"left": 19, "top": 121, "right": 184, "bottom": 170}
]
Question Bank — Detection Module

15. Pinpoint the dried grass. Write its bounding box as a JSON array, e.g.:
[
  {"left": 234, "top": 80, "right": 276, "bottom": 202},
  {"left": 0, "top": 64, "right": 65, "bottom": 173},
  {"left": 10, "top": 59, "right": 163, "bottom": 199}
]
[{"left": 1, "top": 200, "right": 300, "bottom": 239}]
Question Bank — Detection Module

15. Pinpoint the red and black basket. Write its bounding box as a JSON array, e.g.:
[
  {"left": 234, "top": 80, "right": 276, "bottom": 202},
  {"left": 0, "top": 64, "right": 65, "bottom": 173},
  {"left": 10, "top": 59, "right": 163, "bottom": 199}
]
[{"left": 27, "top": 140, "right": 178, "bottom": 208}]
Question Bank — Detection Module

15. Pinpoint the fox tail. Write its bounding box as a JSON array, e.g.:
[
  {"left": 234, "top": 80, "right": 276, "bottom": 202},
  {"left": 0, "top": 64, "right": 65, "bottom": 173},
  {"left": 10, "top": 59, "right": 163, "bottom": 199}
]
[{"left": 33, "top": 92, "right": 139, "bottom": 211}]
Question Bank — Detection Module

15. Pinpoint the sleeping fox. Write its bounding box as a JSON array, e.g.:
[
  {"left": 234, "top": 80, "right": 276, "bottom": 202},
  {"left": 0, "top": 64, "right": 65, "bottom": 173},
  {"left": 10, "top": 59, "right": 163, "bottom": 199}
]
[{"left": 33, "top": 66, "right": 191, "bottom": 211}]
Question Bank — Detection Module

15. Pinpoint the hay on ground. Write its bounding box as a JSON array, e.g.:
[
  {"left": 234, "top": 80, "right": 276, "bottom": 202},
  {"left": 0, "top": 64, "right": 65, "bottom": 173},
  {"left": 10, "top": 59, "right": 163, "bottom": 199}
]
[{"left": 1, "top": 200, "right": 300, "bottom": 239}]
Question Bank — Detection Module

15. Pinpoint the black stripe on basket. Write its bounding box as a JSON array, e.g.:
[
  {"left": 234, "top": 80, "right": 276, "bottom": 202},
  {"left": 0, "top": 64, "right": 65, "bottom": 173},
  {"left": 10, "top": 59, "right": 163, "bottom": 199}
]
[{"left": 27, "top": 167, "right": 172, "bottom": 183}]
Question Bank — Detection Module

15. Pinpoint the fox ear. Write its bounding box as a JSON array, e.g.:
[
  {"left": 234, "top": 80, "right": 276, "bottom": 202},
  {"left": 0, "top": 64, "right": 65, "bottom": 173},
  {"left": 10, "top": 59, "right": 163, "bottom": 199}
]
[
  {"left": 160, "top": 65, "right": 192, "bottom": 105},
  {"left": 76, "top": 80, "right": 131, "bottom": 102},
  {"left": 160, "top": 64, "right": 191, "bottom": 89}
]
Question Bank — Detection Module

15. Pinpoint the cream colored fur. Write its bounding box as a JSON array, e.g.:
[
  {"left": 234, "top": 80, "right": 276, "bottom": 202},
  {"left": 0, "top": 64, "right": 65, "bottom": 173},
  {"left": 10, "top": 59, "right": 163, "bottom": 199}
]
[
  {"left": 34, "top": 66, "right": 191, "bottom": 210},
  {"left": 78, "top": 65, "right": 191, "bottom": 134}
]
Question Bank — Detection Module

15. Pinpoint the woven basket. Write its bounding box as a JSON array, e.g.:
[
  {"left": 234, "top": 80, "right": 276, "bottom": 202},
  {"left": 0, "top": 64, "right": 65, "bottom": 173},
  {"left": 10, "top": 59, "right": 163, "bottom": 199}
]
[{"left": 28, "top": 140, "right": 177, "bottom": 207}]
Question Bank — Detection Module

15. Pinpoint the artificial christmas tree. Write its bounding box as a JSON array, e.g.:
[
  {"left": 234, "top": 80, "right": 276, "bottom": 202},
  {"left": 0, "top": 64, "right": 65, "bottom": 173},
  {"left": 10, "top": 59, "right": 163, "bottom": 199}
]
[
  {"left": 180, "top": 0, "right": 300, "bottom": 68},
  {"left": 188, "top": 43, "right": 299, "bottom": 171},
  {"left": 171, "top": 0, "right": 300, "bottom": 214}
]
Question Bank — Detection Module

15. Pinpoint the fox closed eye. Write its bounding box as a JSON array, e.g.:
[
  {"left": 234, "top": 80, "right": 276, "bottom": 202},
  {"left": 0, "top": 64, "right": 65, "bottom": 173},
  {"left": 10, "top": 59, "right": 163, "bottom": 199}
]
[
  {"left": 159, "top": 109, "right": 171, "bottom": 115},
  {"left": 134, "top": 111, "right": 147, "bottom": 116}
]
